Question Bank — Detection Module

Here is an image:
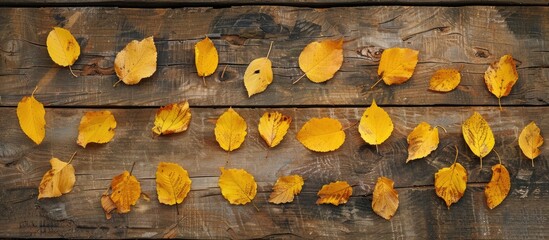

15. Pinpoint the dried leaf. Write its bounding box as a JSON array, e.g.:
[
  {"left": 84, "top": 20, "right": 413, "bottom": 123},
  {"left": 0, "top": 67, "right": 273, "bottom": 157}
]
[
  {"left": 407, "top": 122, "right": 439, "bottom": 162},
  {"left": 296, "top": 117, "right": 345, "bottom": 152},
  {"left": 101, "top": 193, "right": 116, "bottom": 219},
  {"left": 152, "top": 101, "right": 192, "bottom": 136},
  {"left": 46, "top": 27, "right": 80, "bottom": 67},
  {"left": 156, "top": 162, "right": 192, "bottom": 205},
  {"left": 519, "top": 121, "right": 543, "bottom": 167},
  {"left": 244, "top": 57, "right": 273, "bottom": 97},
  {"left": 268, "top": 175, "right": 304, "bottom": 204},
  {"left": 110, "top": 171, "right": 141, "bottom": 214},
  {"left": 485, "top": 164, "right": 510, "bottom": 209},
  {"left": 462, "top": 112, "right": 495, "bottom": 168},
  {"left": 372, "top": 177, "right": 399, "bottom": 220},
  {"left": 16, "top": 94, "right": 46, "bottom": 145},
  {"left": 214, "top": 108, "right": 247, "bottom": 151},
  {"left": 297, "top": 39, "right": 343, "bottom": 83},
  {"left": 316, "top": 181, "right": 352, "bottom": 206},
  {"left": 429, "top": 68, "right": 461, "bottom": 92},
  {"left": 359, "top": 99, "right": 393, "bottom": 147},
  {"left": 77, "top": 111, "right": 117, "bottom": 148},
  {"left": 435, "top": 162, "right": 467, "bottom": 208},
  {"left": 195, "top": 37, "right": 218, "bottom": 82},
  {"left": 484, "top": 54, "right": 518, "bottom": 109},
  {"left": 258, "top": 111, "right": 291, "bottom": 148},
  {"left": 114, "top": 36, "right": 157, "bottom": 85},
  {"left": 218, "top": 167, "right": 257, "bottom": 205},
  {"left": 377, "top": 47, "right": 419, "bottom": 86},
  {"left": 38, "top": 157, "right": 75, "bottom": 199}
]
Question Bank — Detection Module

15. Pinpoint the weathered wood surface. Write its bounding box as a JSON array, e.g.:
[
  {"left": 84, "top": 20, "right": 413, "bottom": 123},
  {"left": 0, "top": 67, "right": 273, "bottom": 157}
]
[
  {"left": 0, "top": 107, "right": 547, "bottom": 238},
  {"left": 4, "top": 0, "right": 549, "bottom": 7},
  {"left": 1, "top": 6, "right": 549, "bottom": 107}
]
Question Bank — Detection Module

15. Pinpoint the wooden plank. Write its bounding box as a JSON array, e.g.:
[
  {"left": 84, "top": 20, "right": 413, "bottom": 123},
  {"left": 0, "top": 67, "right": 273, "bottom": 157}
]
[
  {"left": 0, "top": 106, "right": 547, "bottom": 238},
  {"left": 1, "top": 6, "right": 548, "bottom": 107},
  {"left": 3, "top": 0, "right": 549, "bottom": 7}
]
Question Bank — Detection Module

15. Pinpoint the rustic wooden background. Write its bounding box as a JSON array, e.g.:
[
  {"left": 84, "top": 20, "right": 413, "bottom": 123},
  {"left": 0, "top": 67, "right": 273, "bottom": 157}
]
[{"left": 0, "top": 1, "right": 548, "bottom": 239}]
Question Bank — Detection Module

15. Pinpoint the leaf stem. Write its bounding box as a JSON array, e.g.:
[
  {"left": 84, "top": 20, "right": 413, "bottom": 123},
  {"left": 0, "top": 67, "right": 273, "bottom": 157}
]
[
  {"left": 251, "top": 200, "right": 260, "bottom": 212},
  {"left": 113, "top": 80, "right": 122, "bottom": 87},
  {"left": 342, "top": 121, "right": 359, "bottom": 131},
  {"left": 498, "top": 98, "right": 502, "bottom": 111},
  {"left": 67, "top": 151, "right": 77, "bottom": 165},
  {"left": 453, "top": 145, "right": 459, "bottom": 165},
  {"left": 221, "top": 65, "right": 228, "bottom": 79},
  {"left": 31, "top": 86, "right": 39, "bottom": 97},
  {"left": 202, "top": 76, "right": 207, "bottom": 87},
  {"left": 69, "top": 66, "right": 78, "bottom": 78},
  {"left": 266, "top": 41, "right": 274, "bottom": 59},
  {"left": 434, "top": 125, "right": 448, "bottom": 133},
  {"left": 493, "top": 149, "right": 502, "bottom": 165},
  {"left": 370, "top": 78, "right": 383, "bottom": 90},
  {"left": 129, "top": 162, "right": 136, "bottom": 176},
  {"left": 292, "top": 74, "right": 306, "bottom": 85},
  {"left": 375, "top": 144, "right": 379, "bottom": 154}
]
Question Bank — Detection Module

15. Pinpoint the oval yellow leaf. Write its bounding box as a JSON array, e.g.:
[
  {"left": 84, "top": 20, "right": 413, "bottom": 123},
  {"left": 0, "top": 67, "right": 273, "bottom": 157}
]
[
  {"left": 195, "top": 36, "right": 218, "bottom": 81},
  {"left": 38, "top": 157, "right": 75, "bottom": 199},
  {"left": 462, "top": 112, "right": 495, "bottom": 168},
  {"left": 484, "top": 54, "right": 518, "bottom": 109},
  {"left": 114, "top": 36, "right": 157, "bottom": 85},
  {"left": 485, "top": 164, "right": 510, "bottom": 209},
  {"left": 258, "top": 111, "right": 291, "bottom": 148},
  {"left": 244, "top": 57, "right": 273, "bottom": 97},
  {"left": 298, "top": 38, "right": 343, "bottom": 83},
  {"left": 152, "top": 101, "right": 192, "bottom": 136},
  {"left": 268, "top": 175, "right": 304, "bottom": 204},
  {"left": 519, "top": 121, "right": 543, "bottom": 167},
  {"left": 156, "top": 162, "right": 192, "bottom": 205},
  {"left": 218, "top": 167, "right": 257, "bottom": 205},
  {"left": 110, "top": 170, "right": 141, "bottom": 214},
  {"left": 359, "top": 99, "right": 393, "bottom": 146},
  {"left": 214, "top": 108, "right": 247, "bottom": 151},
  {"left": 377, "top": 47, "right": 419, "bottom": 85},
  {"left": 429, "top": 68, "right": 461, "bottom": 92},
  {"left": 296, "top": 117, "right": 345, "bottom": 152},
  {"left": 77, "top": 110, "right": 117, "bottom": 148},
  {"left": 435, "top": 162, "right": 467, "bottom": 208},
  {"left": 46, "top": 27, "right": 80, "bottom": 67},
  {"left": 372, "top": 177, "right": 399, "bottom": 220},
  {"left": 407, "top": 122, "right": 439, "bottom": 162},
  {"left": 316, "top": 181, "right": 352, "bottom": 206},
  {"left": 16, "top": 95, "right": 46, "bottom": 145}
]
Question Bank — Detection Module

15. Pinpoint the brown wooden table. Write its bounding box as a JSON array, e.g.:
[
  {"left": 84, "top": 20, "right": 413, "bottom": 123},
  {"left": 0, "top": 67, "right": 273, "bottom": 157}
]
[{"left": 0, "top": 1, "right": 548, "bottom": 238}]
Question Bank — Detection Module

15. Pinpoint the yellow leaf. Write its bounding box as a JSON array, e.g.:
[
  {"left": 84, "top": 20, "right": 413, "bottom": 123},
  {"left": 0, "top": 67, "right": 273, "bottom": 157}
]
[
  {"left": 218, "top": 167, "right": 257, "bottom": 205},
  {"left": 429, "top": 68, "right": 461, "bottom": 92},
  {"left": 156, "top": 162, "right": 192, "bottom": 205},
  {"left": 114, "top": 36, "right": 157, "bottom": 85},
  {"left": 316, "top": 181, "right": 352, "bottom": 206},
  {"left": 77, "top": 110, "right": 117, "bottom": 148},
  {"left": 214, "top": 108, "right": 247, "bottom": 151},
  {"left": 484, "top": 54, "right": 518, "bottom": 110},
  {"left": 38, "top": 157, "right": 75, "bottom": 199},
  {"left": 258, "top": 111, "right": 291, "bottom": 148},
  {"left": 268, "top": 175, "right": 304, "bottom": 204},
  {"left": 16, "top": 95, "right": 46, "bottom": 145},
  {"left": 297, "top": 38, "right": 343, "bottom": 83},
  {"left": 110, "top": 171, "right": 141, "bottom": 214},
  {"left": 519, "top": 121, "right": 543, "bottom": 167},
  {"left": 296, "top": 117, "right": 345, "bottom": 152},
  {"left": 485, "top": 164, "right": 510, "bottom": 209},
  {"left": 462, "top": 112, "right": 495, "bottom": 168},
  {"left": 244, "top": 57, "right": 273, "bottom": 97},
  {"left": 101, "top": 193, "right": 116, "bottom": 220},
  {"left": 435, "top": 161, "right": 467, "bottom": 208},
  {"left": 407, "top": 122, "right": 439, "bottom": 162},
  {"left": 195, "top": 36, "right": 218, "bottom": 83},
  {"left": 372, "top": 177, "right": 399, "bottom": 220},
  {"left": 152, "top": 101, "right": 192, "bottom": 136},
  {"left": 46, "top": 27, "right": 80, "bottom": 67},
  {"left": 376, "top": 47, "right": 419, "bottom": 86},
  {"left": 359, "top": 99, "right": 393, "bottom": 147}
]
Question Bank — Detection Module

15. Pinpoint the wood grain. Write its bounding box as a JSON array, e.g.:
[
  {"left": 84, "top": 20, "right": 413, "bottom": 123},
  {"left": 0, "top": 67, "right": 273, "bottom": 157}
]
[
  {"left": 0, "top": 106, "right": 547, "bottom": 238},
  {"left": 1, "top": 6, "right": 548, "bottom": 107}
]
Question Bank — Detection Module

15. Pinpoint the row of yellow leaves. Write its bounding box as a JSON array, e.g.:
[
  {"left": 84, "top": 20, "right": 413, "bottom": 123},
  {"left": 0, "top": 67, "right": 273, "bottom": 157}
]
[{"left": 47, "top": 27, "right": 519, "bottom": 107}]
